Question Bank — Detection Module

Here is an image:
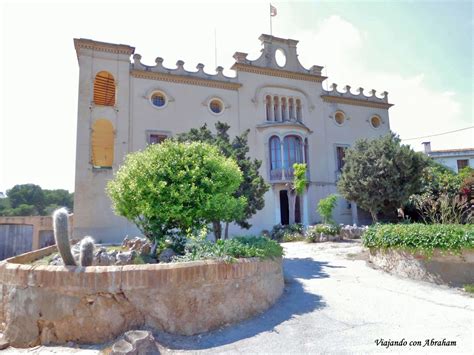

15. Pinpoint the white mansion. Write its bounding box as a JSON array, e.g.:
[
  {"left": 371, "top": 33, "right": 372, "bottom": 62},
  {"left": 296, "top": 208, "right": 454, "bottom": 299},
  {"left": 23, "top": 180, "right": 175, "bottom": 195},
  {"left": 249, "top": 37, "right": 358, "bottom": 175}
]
[{"left": 73, "top": 34, "right": 393, "bottom": 242}]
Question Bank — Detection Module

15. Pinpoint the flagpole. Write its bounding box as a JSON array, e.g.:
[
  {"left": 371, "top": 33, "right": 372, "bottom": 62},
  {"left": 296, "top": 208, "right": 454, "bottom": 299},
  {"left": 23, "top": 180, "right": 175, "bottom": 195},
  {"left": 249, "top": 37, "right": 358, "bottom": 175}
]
[
  {"left": 270, "top": 4, "right": 273, "bottom": 35},
  {"left": 214, "top": 28, "right": 217, "bottom": 68}
]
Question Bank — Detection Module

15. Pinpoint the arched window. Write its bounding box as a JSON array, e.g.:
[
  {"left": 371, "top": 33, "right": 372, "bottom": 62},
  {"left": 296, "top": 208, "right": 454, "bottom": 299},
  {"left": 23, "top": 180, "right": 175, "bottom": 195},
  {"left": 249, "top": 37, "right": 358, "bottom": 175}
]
[
  {"left": 281, "top": 97, "right": 287, "bottom": 121},
  {"left": 93, "top": 71, "right": 116, "bottom": 106},
  {"left": 289, "top": 98, "right": 295, "bottom": 120},
  {"left": 270, "top": 136, "right": 282, "bottom": 169},
  {"left": 91, "top": 119, "right": 114, "bottom": 168},
  {"left": 283, "top": 135, "right": 303, "bottom": 170},
  {"left": 269, "top": 136, "right": 282, "bottom": 180},
  {"left": 296, "top": 99, "right": 302, "bottom": 121},
  {"left": 273, "top": 96, "right": 280, "bottom": 121},
  {"left": 266, "top": 95, "right": 272, "bottom": 121}
]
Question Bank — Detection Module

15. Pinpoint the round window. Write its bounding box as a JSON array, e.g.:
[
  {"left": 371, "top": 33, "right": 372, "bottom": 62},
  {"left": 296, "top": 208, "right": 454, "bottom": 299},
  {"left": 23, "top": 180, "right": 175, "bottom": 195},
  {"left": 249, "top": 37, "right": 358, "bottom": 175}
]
[
  {"left": 151, "top": 92, "right": 166, "bottom": 108},
  {"left": 371, "top": 116, "right": 381, "bottom": 128},
  {"left": 209, "top": 99, "right": 224, "bottom": 114},
  {"left": 334, "top": 112, "right": 345, "bottom": 125},
  {"left": 275, "top": 48, "right": 286, "bottom": 67}
]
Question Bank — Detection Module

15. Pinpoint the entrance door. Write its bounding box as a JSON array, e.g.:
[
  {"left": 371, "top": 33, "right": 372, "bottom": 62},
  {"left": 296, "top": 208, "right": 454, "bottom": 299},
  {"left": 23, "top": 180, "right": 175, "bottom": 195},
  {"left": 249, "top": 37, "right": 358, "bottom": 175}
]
[
  {"left": 295, "top": 195, "right": 301, "bottom": 223},
  {"left": 279, "top": 190, "right": 289, "bottom": 225}
]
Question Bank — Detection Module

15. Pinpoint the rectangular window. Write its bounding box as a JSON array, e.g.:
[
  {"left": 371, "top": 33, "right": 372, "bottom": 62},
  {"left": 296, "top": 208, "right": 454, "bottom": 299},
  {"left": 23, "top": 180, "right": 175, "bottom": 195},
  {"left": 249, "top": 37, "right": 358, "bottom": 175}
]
[
  {"left": 457, "top": 159, "right": 469, "bottom": 172},
  {"left": 146, "top": 130, "right": 171, "bottom": 145},
  {"left": 336, "top": 146, "right": 347, "bottom": 172},
  {"left": 149, "top": 134, "right": 167, "bottom": 145}
]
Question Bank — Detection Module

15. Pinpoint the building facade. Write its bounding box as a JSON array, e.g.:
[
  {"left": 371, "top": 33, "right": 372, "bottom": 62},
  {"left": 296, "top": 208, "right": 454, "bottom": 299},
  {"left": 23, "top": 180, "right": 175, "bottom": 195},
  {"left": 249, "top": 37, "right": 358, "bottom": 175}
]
[
  {"left": 422, "top": 142, "right": 473, "bottom": 173},
  {"left": 73, "top": 34, "right": 393, "bottom": 242}
]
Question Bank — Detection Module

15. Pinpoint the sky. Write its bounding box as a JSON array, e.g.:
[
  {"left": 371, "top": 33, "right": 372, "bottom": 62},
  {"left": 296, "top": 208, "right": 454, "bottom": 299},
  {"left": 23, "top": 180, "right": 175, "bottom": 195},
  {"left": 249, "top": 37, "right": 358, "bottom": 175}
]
[{"left": 0, "top": 0, "right": 473, "bottom": 193}]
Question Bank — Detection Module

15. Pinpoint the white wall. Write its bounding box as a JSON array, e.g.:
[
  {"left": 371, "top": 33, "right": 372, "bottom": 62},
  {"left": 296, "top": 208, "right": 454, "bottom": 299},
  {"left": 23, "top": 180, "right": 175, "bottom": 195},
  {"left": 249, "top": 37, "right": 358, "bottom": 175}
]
[{"left": 74, "top": 37, "right": 392, "bottom": 242}]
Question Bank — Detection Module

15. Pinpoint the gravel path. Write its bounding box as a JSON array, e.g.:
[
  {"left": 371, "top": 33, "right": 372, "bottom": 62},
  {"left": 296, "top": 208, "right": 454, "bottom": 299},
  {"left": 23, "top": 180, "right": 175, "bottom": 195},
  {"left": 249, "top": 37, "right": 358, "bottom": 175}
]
[{"left": 5, "top": 241, "right": 473, "bottom": 354}]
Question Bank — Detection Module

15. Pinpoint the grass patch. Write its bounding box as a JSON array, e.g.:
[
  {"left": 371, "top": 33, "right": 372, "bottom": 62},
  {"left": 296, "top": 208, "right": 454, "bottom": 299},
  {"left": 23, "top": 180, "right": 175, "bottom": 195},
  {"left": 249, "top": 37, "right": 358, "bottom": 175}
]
[{"left": 363, "top": 223, "right": 474, "bottom": 255}]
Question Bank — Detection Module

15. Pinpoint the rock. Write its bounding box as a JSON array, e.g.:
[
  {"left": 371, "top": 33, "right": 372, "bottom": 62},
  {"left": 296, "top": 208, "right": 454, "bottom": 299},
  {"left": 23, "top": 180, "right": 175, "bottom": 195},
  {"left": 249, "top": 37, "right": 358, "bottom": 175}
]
[
  {"left": 121, "top": 237, "right": 152, "bottom": 258},
  {"left": 50, "top": 254, "right": 64, "bottom": 266},
  {"left": 340, "top": 225, "right": 367, "bottom": 239},
  {"left": 0, "top": 333, "right": 9, "bottom": 350},
  {"left": 109, "top": 331, "right": 159, "bottom": 355},
  {"left": 158, "top": 248, "right": 176, "bottom": 263},
  {"left": 95, "top": 247, "right": 115, "bottom": 266},
  {"left": 116, "top": 251, "right": 137, "bottom": 265},
  {"left": 327, "top": 234, "right": 341, "bottom": 242},
  {"left": 111, "top": 338, "right": 134, "bottom": 355},
  {"left": 139, "top": 243, "right": 151, "bottom": 256},
  {"left": 121, "top": 236, "right": 131, "bottom": 248},
  {"left": 124, "top": 330, "right": 159, "bottom": 354}
]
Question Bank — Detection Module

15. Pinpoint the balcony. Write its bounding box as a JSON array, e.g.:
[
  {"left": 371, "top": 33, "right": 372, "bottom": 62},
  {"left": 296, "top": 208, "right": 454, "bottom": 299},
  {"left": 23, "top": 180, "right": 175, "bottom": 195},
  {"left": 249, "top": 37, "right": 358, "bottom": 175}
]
[{"left": 270, "top": 168, "right": 308, "bottom": 182}]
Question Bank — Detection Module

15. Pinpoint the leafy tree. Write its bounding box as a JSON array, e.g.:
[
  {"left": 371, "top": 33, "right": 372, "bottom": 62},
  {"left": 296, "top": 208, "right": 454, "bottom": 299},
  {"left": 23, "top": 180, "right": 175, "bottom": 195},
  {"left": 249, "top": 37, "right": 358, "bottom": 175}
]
[
  {"left": 337, "top": 133, "right": 428, "bottom": 222},
  {"left": 0, "top": 185, "right": 74, "bottom": 216},
  {"left": 0, "top": 197, "right": 11, "bottom": 215},
  {"left": 7, "top": 184, "right": 45, "bottom": 211},
  {"left": 9, "top": 204, "right": 39, "bottom": 216},
  {"left": 107, "top": 140, "right": 246, "bottom": 248},
  {"left": 408, "top": 162, "right": 473, "bottom": 223},
  {"left": 317, "top": 194, "right": 338, "bottom": 224},
  {"left": 44, "top": 189, "right": 74, "bottom": 211},
  {"left": 287, "top": 163, "right": 307, "bottom": 225},
  {"left": 176, "top": 122, "right": 269, "bottom": 239}
]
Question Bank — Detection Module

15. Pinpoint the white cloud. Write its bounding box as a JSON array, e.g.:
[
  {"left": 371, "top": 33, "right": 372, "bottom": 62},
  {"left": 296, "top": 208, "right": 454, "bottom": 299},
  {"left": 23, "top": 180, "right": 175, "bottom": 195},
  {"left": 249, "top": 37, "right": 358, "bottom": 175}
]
[{"left": 296, "top": 15, "right": 472, "bottom": 151}]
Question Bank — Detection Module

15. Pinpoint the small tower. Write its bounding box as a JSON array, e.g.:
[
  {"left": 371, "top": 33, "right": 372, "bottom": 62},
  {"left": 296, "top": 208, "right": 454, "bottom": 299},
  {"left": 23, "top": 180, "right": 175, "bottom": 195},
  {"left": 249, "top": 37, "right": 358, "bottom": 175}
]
[{"left": 73, "top": 39, "right": 135, "bottom": 242}]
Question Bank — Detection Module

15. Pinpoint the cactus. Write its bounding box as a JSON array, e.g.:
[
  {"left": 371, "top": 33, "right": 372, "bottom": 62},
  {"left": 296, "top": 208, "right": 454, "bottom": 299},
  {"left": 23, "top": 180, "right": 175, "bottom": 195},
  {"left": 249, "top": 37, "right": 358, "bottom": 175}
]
[
  {"left": 79, "top": 236, "right": 95, "bottom": 266},
  {"left": 52, "top": 208, "right": 76, "bottom": 266}
]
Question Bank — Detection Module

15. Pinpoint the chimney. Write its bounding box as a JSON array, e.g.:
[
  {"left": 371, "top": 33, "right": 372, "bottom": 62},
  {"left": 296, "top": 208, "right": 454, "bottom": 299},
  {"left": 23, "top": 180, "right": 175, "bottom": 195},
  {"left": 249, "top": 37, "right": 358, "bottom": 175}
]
[{"left": 422, "top": 141, "right": 431, "bottom": 154}]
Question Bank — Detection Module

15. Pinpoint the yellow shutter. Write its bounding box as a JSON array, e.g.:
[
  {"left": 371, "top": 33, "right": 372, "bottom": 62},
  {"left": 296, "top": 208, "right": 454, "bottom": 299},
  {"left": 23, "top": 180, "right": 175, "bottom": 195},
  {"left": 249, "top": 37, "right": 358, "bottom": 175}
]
[
  {"left": 91, "top": 119, "right": 114, "bottom": 168},
  {"left": 93, "top": 71, "right": 115, "bottom": 106}
]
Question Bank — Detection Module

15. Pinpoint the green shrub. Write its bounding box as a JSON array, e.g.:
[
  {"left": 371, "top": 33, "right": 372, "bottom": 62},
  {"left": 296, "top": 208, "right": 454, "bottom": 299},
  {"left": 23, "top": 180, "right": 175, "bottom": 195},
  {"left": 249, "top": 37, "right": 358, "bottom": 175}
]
[
  {"left": 270, "top": 224, "right": 304, "bottom": 242},
  {"left": 315, "top": 224, "right": 341, "bottom": 236},
  {"left": 175, "top": 236, "right": 284, "bottom": 262},
  {"left": 305, "top": 224, "right": 341, "bottom": 242},
  {"left": 305, "top": 225, "right": 321, "bottom": 243},
  {"left": 464, "top": 284, "right": 474, "bottom": 294},
  {"left": 317, "top": 194, "right": 338, "bottom": 224},
  {"left": 363, "top": 223, "right": 474, "bottom": 255},
  {"left": 107, "top": 140, "right": 246, "bottom": 244}
]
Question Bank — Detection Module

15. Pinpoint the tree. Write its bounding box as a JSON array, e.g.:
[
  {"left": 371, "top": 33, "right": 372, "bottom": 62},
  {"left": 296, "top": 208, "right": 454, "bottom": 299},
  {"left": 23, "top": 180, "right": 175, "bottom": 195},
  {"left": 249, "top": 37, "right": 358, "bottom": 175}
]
[
  {"left": 7, "top": 184, "right": 45, "bottom": 211},
  {"left": 44, "top": 189, "right": 74, "bottom": 211},
  {"left": 176, "top": 122, "right": 269, "bottom": 239},
  {"left": 107, "top": 140, "right": 246, "bottom": 248},
  {"left": 337, "top": 133, "right": 428, "bottom": 222},
  {"left": 407, "top": 162, "right": 473, "bottom": 224},
  {"left": 286, "top": 163, "right": 307, "bottom": 225},
  {"left": 317, "top": 194, "right": 338, "bottom": 224},
  {"left": 0, "top": 185, "right": 74, "bottom": 216}
]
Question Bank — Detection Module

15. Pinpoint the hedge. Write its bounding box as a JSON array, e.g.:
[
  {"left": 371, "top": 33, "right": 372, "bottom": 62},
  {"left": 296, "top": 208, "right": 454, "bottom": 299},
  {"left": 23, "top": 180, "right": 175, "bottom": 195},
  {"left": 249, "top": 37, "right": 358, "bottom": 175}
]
[{"left": 363, "top": 223, "right": 474, "bottom": 254}]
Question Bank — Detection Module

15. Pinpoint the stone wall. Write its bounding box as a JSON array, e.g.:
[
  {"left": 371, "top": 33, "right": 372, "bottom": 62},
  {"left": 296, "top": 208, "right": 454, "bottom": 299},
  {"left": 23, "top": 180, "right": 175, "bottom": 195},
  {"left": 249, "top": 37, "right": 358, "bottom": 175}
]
[
  {"left": 369, "top": 248, "right": 474, "bottom": 286},
  {"left": 0, "top": 246, "right": 284, "bottom": 347}
]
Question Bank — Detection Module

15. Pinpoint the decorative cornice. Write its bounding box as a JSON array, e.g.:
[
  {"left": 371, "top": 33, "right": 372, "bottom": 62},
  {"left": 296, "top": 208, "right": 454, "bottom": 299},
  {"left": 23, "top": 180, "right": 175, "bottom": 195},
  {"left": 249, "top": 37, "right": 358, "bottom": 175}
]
[
  {"left": 130, "top": 70, "right": 242, "bottom": 91},
  {"left": 256, "top": 120, "right": 313, "bottom": 134},
  {"left": 74, "top": 38, "right": 135, "bottom": 58},
  {"left": 321, "top": 95, "right": 393, "bottom": 109},
  {"left": 231, "top": 63, "right": 326, "bottom": 83},
  {"left": 321, "top": 84, "right": 393, "bottom": 109}
]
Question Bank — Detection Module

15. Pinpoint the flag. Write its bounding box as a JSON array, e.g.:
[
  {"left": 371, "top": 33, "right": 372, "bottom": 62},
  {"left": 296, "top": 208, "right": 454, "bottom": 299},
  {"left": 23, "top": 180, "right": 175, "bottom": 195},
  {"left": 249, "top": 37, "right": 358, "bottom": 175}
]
[{"left": 270, "top": 4, "right": 277, "bottom": 17}]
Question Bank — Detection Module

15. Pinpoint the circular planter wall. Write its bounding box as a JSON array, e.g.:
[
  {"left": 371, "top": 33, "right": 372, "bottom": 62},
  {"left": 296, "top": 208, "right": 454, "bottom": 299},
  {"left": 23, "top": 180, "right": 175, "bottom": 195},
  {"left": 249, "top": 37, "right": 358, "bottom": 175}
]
[
  {"left": 0, "top": 246, "right": 284, "bottom": 347},
  {"left": 369, "top": 248, "right": 474, "bottom": 286}
]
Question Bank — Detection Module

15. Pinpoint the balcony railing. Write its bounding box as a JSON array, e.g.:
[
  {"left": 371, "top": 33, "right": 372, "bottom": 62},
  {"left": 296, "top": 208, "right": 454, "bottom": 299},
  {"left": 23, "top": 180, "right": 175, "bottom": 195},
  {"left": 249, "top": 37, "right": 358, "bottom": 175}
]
[{"left": 270, "top": 168, "right": 309, "bottom": 181}]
